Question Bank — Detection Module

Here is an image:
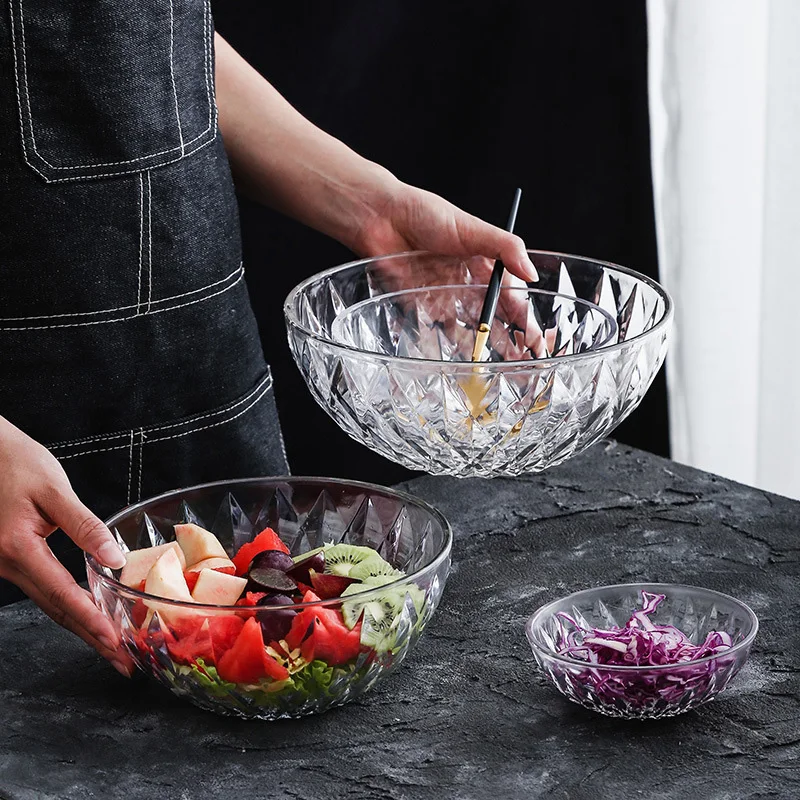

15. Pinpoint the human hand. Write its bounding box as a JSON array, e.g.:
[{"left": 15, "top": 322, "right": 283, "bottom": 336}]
[
  {"left": 0, "top": 417, "right": 133, "bottom": 677},
  {"left": 349, "top": 181, "right": 546, "bottom": 360},
  {"left": 351, "top": 180, "right": 538, "bottom": 283}
]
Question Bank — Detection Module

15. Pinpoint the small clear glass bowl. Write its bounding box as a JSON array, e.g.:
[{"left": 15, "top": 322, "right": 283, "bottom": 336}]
[
  {"left": 525, "top": 583, "right": 758, "bottom": 720},
  {"left": 86, "top": 477, "right": 452, "bottom": 720},
  {"left": 284, "top": 251, "right": 672, "bottom": 478}
]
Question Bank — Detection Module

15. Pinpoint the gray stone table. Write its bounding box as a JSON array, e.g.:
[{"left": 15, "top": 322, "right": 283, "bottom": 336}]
[{"left": 1, "top": 442, "right": 799, "bottom": 800}]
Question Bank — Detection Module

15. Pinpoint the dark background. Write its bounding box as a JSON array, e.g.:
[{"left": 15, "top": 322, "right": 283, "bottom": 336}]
[
  {"left": 214, "top": 0, "right": 668, "bottom": 485},
  {"left": 0, "top": 3, "right": 668, "bottom": 607}
]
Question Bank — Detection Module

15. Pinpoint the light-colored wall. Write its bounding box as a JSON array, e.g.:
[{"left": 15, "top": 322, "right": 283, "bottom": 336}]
[{"left": 648, "top": 0, "right": 800, "bottom": 499}]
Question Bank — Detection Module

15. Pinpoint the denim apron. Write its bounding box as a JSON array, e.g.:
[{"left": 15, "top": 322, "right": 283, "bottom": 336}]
[{"left": 0, "top": 1, "right": 288, "bottom": 602}]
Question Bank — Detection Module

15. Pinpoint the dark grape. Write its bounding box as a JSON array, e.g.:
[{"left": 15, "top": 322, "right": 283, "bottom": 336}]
[
  {"left": 256, "top": 592, "right": 294, "bottom": 605},
  {"left": 287, "top": 549, "right": 325, "bottom": 584},
  {"left": 249, "top": 549, "right": 295, "bottom": 574},
  {"left": 257, "top": 593, "right": 296, "bottom": 642},
  {"left": 248, "top": 566, "right": 297, "bottom": 593}
]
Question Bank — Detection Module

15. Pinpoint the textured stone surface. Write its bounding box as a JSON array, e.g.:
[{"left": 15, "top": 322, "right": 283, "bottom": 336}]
[{"left": 1, "top": 441, "right": 798, "bottom": 800}]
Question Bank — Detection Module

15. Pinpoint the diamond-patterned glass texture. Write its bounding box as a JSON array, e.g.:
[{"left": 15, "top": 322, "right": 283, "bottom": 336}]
[
  {"left": 525, "top": 584, "right": 757, "bottom": 719},
  {"left": 285, "top": 252, "right": 672, "bottom": 477},
  {"left": 86, "top": 478, "right": 452, "bottom": 720}
]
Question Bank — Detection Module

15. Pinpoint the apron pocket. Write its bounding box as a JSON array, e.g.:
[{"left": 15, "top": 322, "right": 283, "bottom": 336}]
[
  {"left": 8, "top": 0, "right": 216, "bottom": 183},
  {"left": 137, "top": 371, "right": 289, "bottom": 504},
  {"left": 50, "top": 371, "right": 289, "bottom": 521}
]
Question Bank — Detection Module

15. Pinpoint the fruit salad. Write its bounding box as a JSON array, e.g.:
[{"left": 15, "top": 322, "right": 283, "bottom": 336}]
[{"left": 120, "top": 524, "right": 424, "bottom": 710}]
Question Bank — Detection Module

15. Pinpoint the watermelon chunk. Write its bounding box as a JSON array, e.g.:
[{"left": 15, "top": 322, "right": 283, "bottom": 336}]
[
  {"left": 283, "top": 590, "right": 361, "bottom": 666},
  {"left": 300, "top": 617, "right": 362, "bottom": 666},
  {"left": 207, "top": 616, "right": 244, "bottom": 658},
  {"left": 184, "top": 571, "right": 201, "bottom": 593},
  {"left": 217, "top": 617, "right": 289, "bottom": 683},
  {"left": 232, "top": 528, "right": 290, "bottom": 576},
  {"left": 169, "top": 619, "right": 216, "bottom": 666},
  {"left": 236, "top": 592, "right": 268, "bottom": 607},
  {"left": 167, "top": 614, "right": 244, "bottom": 665},
  {"left": 234, "top": 592, "right": 267, "bottom": 619}
]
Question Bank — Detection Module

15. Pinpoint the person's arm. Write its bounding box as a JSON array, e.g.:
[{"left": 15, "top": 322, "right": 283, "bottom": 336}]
[
  {"left": 214, "top": 34, "right": 537, "bottom": 282},
  {"left": 0, "top": 417, "right": 131, "bottom": 676}
]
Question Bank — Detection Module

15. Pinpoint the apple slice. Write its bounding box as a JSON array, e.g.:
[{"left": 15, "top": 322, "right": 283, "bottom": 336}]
[
  {"left": 183, "top": 556, "right": 236, "bottom": 591},
  {"left": 174, "top": 523, "right": 228, "bottom": 565},
  {"left": 143, "top": 548, "right": 194, "bottom": 626},
  {"left": 144, "top": 548, "right": 192, "bottom": 600},
  {"left": 119, "top": 542, "right": 187, "bottom": 588},
  {"left": 191, "top": 569, "right": 247, "bottom": 606},
  {"left": 184, "top": 556, "right": 236, "bottom": 575},
  {"left": 183, "top": 558, "right": 236, "bottom": 592}
]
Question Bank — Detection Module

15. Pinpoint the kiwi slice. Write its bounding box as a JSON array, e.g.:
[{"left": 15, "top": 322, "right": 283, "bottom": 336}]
[
  {"left": 340, "top": 576, "right": 405, "bottom": 648},
  {"left": 322, "top": 543, "right": 378, "bottom": 577},
  {"left": 292, "top": 546, "right": 323, "bottom": 564},
  {"left": 339, "top": 576, "right": 425, "bottom": 653},
  {"left": 348, "top": 555, "right": 403, "bottom": 582}
]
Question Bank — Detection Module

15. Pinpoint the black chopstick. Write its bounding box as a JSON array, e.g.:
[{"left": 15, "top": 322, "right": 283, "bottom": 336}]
[{"left": 471, "top": 188, "right": 523, "bottom": 362}]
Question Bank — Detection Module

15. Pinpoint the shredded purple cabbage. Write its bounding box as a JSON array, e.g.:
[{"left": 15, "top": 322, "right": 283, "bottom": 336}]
[
  {"left": 553, "top": 591, "right": 736, "bottom": 711},
  {"left": 557, "top": 591, "right": 733, "bottom": 666}
]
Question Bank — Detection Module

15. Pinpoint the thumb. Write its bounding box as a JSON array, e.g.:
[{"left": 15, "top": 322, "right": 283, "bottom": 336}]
[
  {"left": 37, "top": 482, "right": 126, "bottom": 570},
  {"left": 453, "top": 212, "right": 539, "bottom": 282}
]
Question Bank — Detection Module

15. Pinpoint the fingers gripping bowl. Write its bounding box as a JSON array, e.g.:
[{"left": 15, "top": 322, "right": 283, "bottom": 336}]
[
  {"left": 284, "top": 251, "right": 672, "bottom": 477},
  {"left": 86, "top": 478, "right": 452, "bottom": 720}
]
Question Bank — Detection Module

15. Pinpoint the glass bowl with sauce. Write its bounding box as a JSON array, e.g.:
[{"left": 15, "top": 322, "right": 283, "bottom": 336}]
[{"left": 284, "top": 251, "right": 672, "bottom": 477}]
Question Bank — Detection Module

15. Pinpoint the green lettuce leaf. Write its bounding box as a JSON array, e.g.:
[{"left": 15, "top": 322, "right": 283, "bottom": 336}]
[
  {"left": 181, "top": 658, "right": 236, "bottom": 698},
  {"left": 290, "top": 660, "right": 336, "bottom": 700},
  {"left": 172, "top": 656, "right": 361, "bottom": 709}
]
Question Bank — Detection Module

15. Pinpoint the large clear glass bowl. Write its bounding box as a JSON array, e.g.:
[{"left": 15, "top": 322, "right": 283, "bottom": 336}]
[
  {"left": 86, "top": 477, "right": 452, "bottom": 720},
  {"left": 284, "top": 251, "right": 672, "bottom": 477},
  {"left": 526, "top": 583, "right": 758, "bottom": 720}
]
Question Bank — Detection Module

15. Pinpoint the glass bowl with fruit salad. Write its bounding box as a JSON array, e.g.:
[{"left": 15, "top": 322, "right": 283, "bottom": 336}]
[
  {"left": 86, "top": 477, "right": 452, "bottom": 720},
  {"left": 284, "top": 251, "right": 672, "bottom": 477},
  {"left": 526, "top": 583, "right": 758, "bottom": 719}
]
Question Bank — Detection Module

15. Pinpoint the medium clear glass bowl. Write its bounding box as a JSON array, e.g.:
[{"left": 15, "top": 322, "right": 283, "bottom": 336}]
[
  {"left": 525, "top": 583, "right": 758, "bottom": 720},
  {"left": 86, "top": 477, "right": 452, "bottom": 720},
  {"left": 284, "top": 251, "right": 672, "bottom": 477}
]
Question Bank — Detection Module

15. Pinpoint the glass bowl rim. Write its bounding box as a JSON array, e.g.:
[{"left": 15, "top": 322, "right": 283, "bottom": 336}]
[
  {"left": 331, "top": 285, "right": 620, "bottom": 357},
  {"left": 525, "top": 581, "right": 759, "bottom": 672},
  {"left": 86, "top": 475, "right": 453, "bottom": 613},
  {"left": 284, "top": 249, "right": 674, "bottom": 368}
]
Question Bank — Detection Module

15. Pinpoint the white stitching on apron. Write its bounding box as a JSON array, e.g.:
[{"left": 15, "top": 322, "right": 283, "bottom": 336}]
[
  {"left": 146, "top": 372, "right": 273, "bottom": 435},
  {"left": 19, "top": 136, "right": 218, "bottom": 184},
  {"left": 51, "top": 431, "right": 129, "bottom": 450},
  {"left": 136, "top": 173, "right": 144, "bottom": 313},
  {"left": 125, "top": 430, "right": 135, "bottom": 505},
  {"left": 8, "top": 0, "right": 45, "bottom": 181},
  {"left": 12, "top": 0, "right": 214, "bottom": 172},
  {"left": 53, "top": 375, "right": 273, "bottom": 460},
  {"left": 50, "top": 372, "right": 273, "bottom": 450},
  {"left": 136, "top": 428, "right": 145, "bottom": 503},
  {"left": 203, "top": 0, "right": 217, "bottom": 136},
  {"left": 0, "top": 264, "right": 243, "bottom": 322},
  {"left": 167, "top": 0, "right": 185, "bottom": 156},
  {"left": 0, "top": 266, "right": 244, "bottom": 330},
  {"left": 145, "top": 170, "right": 153, "bottom": 313},
  {"left": 146, "top": 386, "right": 269, "bottom": 445}
]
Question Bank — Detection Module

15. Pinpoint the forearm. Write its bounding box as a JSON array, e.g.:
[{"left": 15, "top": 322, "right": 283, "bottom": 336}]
[{"left": 214, "top": 33, "right": 396, "bottom": 251}]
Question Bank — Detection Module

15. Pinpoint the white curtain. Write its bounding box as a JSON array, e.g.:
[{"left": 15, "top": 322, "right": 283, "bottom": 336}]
[{"left": 648, "top": 0, "right": 800, "bottom": 499}]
